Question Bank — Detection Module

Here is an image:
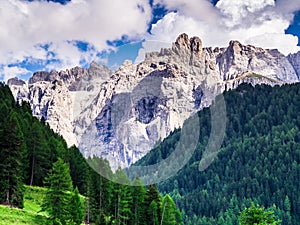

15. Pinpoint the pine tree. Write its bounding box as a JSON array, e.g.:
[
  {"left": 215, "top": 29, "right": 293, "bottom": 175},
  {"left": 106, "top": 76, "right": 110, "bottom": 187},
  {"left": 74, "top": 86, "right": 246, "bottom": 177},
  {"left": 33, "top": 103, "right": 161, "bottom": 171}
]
[
  {"left": 0, "top": 110, "right": 25, "bottom": 208},
  {"left": 87, "top": 158, "right": 114, "bottom": 224},
  {"left": 149, "top": 201, "right": 159, "bottom": 225},
  {"left": 131, "top": 177, "right": 147, "bottom": 225},
  {"left": 144, "top": 184, "right": 162, "bottom": 225},
  {"left": 160, "top": 194, "right": 181, "bottom": 225},
  {"left": 42, "top": 158, "right": 73, "bottom": 225},
  {"left": 26, "top": 118, "right": 49, "bottom": 186},
  {"left": 67, "top": 145, "right": 88, "bottom": 195},
  {"left": 119, "top": 184, "right": 133, "bottom": 224},
  {"left": 112, "top": 168, "right": 133, "bottom": 225},
  {"left": 239, "top": 203, "right": 281, "bottom": 225},
  {"left": 283, "top": 196, "right": 292, "bottom": 225},
  {"left": 70, "top": 187, "right": 85, "bottom": 225}
]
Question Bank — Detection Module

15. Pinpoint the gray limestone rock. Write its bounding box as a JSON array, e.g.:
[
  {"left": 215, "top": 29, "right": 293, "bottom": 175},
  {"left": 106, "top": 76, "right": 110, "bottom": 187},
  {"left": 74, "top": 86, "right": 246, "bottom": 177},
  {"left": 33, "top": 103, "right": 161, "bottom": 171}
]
[
  {"left": 287, "top": 52, "right": 300, "bottom": 79},
  {"left": 7, "top": 34, "right": 300, "bottom": 169}
]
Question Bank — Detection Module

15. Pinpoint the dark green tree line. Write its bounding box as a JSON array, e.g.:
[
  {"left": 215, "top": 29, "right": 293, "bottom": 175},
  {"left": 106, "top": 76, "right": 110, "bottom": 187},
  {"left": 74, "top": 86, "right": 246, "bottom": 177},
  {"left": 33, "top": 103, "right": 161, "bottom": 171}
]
[
  {"left": 136, "top": 83, "right": 300, "bottom": 224},
  {"left": 0, "top": 82, "right": 181, "bottom": 224}
]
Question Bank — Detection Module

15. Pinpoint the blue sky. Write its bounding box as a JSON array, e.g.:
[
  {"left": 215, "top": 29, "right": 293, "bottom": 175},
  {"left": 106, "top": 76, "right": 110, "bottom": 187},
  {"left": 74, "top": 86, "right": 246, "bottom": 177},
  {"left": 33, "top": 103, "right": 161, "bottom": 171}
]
[{"left": 0, "top": 0, "right": 300, "bottom": 81}]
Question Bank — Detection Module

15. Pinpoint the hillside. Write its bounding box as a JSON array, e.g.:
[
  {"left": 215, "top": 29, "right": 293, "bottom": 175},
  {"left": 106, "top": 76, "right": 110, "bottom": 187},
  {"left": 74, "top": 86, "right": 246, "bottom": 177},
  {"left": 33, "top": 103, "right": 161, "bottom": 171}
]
[
  {"left": 0, "top": 82, "right": 182, "bottom": 225},
  {"left": 135, "top": 83, "right": 300, "bottom": 224},
  {"left": 0, "top": 186, "right": 51, "bottom": 225}
]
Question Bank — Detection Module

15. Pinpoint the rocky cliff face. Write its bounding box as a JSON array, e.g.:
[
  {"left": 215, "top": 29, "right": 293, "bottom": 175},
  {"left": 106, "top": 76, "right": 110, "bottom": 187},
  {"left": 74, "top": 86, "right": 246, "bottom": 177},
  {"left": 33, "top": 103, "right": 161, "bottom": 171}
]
[
  {"left": 8, "top": 33, "right": 300, "bottom": 169},
  {"left": 288, "top": 51, "right": 300, "bottom": 80}
]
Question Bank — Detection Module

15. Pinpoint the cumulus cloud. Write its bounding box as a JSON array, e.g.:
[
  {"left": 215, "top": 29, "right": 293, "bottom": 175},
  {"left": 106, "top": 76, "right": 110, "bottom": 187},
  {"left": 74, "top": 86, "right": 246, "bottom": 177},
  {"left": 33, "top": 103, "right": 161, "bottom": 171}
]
[
  {"left": 275, "top": 0, "right": 300, "bottom": 15},
  {"left": 0, "top": 66, "right": 31, "bottom": 82},
  {"left": 153, "top": 0, "right": 220, "bottom": 23},
  {"left": 0, "top": 0, "right": 152, "bottom": 80},
  {"left": 138, "top": 0, "right": 300, "bottom": 60},
  {"left": 1, "top": 0, "right": 300, "bottom": 80}
]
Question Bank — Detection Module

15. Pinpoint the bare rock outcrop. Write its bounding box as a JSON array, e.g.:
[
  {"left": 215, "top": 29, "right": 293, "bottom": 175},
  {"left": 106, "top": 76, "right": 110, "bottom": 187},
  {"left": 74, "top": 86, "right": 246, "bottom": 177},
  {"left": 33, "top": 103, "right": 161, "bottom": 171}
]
[
  {"left": 288, "top": 51, "right": 300, "bottom": 80},
  {"left": 8, "top": 33, "right": 300, "bottom": 169}
]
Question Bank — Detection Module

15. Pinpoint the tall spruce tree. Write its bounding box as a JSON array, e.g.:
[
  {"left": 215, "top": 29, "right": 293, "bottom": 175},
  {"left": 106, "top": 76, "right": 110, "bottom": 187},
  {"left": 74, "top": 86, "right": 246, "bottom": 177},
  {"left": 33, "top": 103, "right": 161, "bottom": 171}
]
[
  {"left": 112, "top": 168, "right": 133, "bottom": 225},
  {"left": 239, "top": 203, "right": 281, "bottom": 225},
  {"left": 26, "top": 118, "right": 49, "bottom": 186},
  {"left": 131, "top": 178, "right": 147, "bottom": 225},
  {"left": 87, "top": 157, "right": 114, "bottom": 224},
  {"left": 70, "top": 187, "right": 85, "bottom": 225},
  {"left": 0, "top": 110, "right": 25, "bottom": 208},
  {"left": 160, "top": 194, "right": 182, "bottom": 225},
  {"left": 42, "top": 158, "right": 73, "bottom": 225},
  {"left": 144, "top": 184, "right": 162, "bottom": 225}
]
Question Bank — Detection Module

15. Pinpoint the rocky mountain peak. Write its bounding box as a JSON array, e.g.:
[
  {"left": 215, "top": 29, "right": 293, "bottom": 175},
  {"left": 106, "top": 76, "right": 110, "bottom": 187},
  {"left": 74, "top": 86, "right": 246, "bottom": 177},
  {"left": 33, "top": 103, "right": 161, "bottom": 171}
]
[
  {"left": 7, "top": 77, "right": 26, "bottom": 86},
  {"left": 29, "top": 71, "right": 57, "bottom": 84},
  {"left": 7, "top": 34, "right": 300, "bottom": 169},
  {"left": 190, "top": 36, "right": 203, "bottom": 56},
  {"left": 175, "top": 33, "right": 203, "bottom": 56},
  {"left": 88, "top": 61, "right": 111, "bottom": 78},
  {"left": 228, "top": 40, "right": 243, "bottom": 54},
  {"left": 175, "top": 33, "right": 190, "bottom": 49}
]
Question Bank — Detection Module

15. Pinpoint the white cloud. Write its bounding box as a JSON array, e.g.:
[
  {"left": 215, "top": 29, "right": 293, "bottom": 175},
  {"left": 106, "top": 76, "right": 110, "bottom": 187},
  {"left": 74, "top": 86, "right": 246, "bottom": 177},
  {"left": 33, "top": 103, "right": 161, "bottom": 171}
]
[
  {"left": 0, "top": 0, "right": 152, "bottom": 79},
  {"left": 153, "top": 0, "right": 220, "bottom": 23},
  {"left": 245, "top": 33, "right": 300, "bottom": 54},
  {"left": 1, "top": 0, "right": 300, "bottom": 81},
  {"left": 216, "top": 0, "right": 275, "bottom": 27},
  {"left": 1, "top": 66, "right": 30, "bottom": 82},
  {"left": 136, "top": 12, "right": 216, "bottom": 62},
  {"left": 140, "top": 0, "right": 300, "bottom": 58},
  {"left": 275, "top": 0, "right": 300, "bottom": 15}
]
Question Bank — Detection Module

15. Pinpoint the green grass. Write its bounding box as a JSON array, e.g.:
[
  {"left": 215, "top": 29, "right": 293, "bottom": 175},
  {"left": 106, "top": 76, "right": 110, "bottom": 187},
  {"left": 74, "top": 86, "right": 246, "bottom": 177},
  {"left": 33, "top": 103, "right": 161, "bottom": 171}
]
[
  {"left": 0, "top": 186, "right": 49, "bottom": 225},
  {"left": 245, "top": 73, "right": 278, "bottom": 83}
]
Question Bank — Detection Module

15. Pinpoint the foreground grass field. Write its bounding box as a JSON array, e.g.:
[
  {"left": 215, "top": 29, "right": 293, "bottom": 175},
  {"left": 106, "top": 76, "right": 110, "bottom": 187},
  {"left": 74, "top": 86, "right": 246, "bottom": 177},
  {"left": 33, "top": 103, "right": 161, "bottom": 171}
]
[{"left": 0, "top": 186, "right": 49, "bottom": 225}]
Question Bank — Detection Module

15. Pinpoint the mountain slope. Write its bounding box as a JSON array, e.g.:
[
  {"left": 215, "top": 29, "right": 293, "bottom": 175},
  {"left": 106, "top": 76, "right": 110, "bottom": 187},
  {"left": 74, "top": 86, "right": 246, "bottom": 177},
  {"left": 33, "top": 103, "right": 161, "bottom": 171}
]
[
  {"left": 135, "top": 83, "right": 300, "bottom": 224},
  {"left": 8, "top": 33, "right": 300, "bottom": 169},
  {"left": 0, "top": 186, "right": 48, "bottom": 225}
]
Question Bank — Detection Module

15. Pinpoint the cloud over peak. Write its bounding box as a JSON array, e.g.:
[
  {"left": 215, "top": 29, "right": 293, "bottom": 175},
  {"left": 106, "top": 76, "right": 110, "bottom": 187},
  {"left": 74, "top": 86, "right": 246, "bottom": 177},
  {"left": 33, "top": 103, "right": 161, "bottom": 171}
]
[
  {"left": 0, "top": 0, "right": 152, "bottom": 80},
  {"left": 1, "top": 0, "right": 300, "bottom": 81},
  {"left": 142, "top": 0, "right": 300, "bottom": 58}
]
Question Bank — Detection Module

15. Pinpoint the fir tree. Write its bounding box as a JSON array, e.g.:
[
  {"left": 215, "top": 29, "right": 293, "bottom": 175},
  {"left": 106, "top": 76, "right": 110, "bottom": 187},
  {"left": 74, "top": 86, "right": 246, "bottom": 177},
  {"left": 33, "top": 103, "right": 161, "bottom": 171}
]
[
  {"left": 131, "top": 177, "right": 147, "bottom": 225},
  {"left": 0, "top": 110, "right": 25, "bottom": 208},
  {"left": 87, "top": 158, "right": 114, "bottom": 224},
  {"left": 144, "top": 184, "right": 162, "bottom": 225},
  {"left": 149, "top": 201, "right": 159, "bottom": 225},
  {"left": 113, "top": 168, "right": 133, "bottom": 225},
  {"left": 239, "top": 203, "right": 281, "bottom": 225},
  {"left": 26, "top": 118, "right": 49, "bottom": 186},
  {"left": 42, "top": 158, "right": 73, "bottom": 225},
  {"left": 70, "top": 187, "right": 85, "bottom": 225},
  {"left": 160, "top": 194, "right": 181, "bottom": 225}
]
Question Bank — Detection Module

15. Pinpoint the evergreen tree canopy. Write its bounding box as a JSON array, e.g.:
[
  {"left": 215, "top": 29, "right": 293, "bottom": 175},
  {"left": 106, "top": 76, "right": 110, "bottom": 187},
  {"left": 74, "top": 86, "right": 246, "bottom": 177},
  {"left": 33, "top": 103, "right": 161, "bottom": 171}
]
[
  {"left": 136, "top": 83, "right": 300, "bottom": 224},
  {"left": 42, "top": 158, "right": 73, "bottom": 225},
  {"left": 0, "top": 110, "right": 25, "bottom": 208},
  {"left": 239, "top": 203, "right": 281, "bottom": 225},
  {"left": 161, "top": 194, "right": 182, "bottom": 225},
  {"left": 70, "top": 187, "right": 84, "bottom": 225}
]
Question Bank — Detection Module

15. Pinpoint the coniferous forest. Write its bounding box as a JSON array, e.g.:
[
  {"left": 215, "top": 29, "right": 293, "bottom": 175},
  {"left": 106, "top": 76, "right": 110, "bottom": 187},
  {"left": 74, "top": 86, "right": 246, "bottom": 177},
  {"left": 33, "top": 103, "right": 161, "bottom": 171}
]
[
  {"left": 1, "top": 81, "right": 300, "bottom": 224},
  {"left": 136, "top": 83, "right": 300, "bottom": 224},
  {"left": 0, "top": 82, "right": 182, "bottom": 225}
]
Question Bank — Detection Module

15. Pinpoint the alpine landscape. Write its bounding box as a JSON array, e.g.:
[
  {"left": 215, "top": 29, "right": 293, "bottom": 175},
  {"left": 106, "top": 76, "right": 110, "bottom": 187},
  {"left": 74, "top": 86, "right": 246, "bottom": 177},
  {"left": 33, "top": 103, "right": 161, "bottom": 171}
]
[{"left": 1, "top": 0, "right": 300, "bottom": 225}]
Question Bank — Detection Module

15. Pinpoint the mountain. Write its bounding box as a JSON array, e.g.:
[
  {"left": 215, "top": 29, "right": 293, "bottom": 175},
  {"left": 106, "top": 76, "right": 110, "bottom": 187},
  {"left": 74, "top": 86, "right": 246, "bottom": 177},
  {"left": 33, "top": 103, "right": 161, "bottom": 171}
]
[
  {"left": 8, "top": 33, "right": 300, "bottom": 169},
  {"left": 287, "top": 51, "right": 300, "bottom": 79},
  {"left": 135, "top": 83, "right": 300, "bottom": 224},
  {"left": 0, "top": 84, "right": 182, "bottom": 225}
]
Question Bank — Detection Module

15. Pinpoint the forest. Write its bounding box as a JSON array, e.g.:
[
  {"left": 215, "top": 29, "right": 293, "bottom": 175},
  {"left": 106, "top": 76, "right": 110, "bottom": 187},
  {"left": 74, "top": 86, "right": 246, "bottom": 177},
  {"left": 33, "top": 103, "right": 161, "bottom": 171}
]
[
  {"left": 0, "top": 82, "right": 182, "bottom": 225},
  {"left": 136, "top": 83, "right": 300, "bottom": 224},
  {"left": 1, "top": 81, "right": 300, "bottom": 224}
]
